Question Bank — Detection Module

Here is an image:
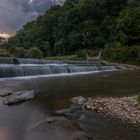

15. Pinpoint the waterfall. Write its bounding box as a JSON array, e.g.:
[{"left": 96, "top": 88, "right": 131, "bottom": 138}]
[
  {"left": 0, "top": 64, "right": 116, "bottom": 78},
  {"left": 0, "top": 57, "right": 15, "bottom": 64},
  {"left": 0, "top": 57, "right": 116, "bottom": 78}
]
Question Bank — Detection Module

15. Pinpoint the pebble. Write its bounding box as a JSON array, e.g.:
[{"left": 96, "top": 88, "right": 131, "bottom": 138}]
[{"left": 84, "top": 96, "right": 140, "bottom": 126}]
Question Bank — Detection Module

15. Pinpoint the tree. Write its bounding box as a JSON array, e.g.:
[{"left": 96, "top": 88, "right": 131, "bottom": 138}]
[
  {"left": 14, "top": 47, "right": 27, "bottom": 58},
  {"left": 116, "top": 7, "right": 140, "bottom": 45},
  {"left": 25, "top": 47, "right": 43, "bottom": 59},
  {"left": 127, "top": 0, "right": 140, "bottom": 8},
  {"left": 78, "top": 0, "right": 103, "bottom": 22},
  {"left": 0, "top": 48, "right": 11, "bottom": 57},
  {"left": 101, "top": 0, "right": 127, "bottom": 16},
  {"left": 4, "top": 0, "right": 140, "bottom": 65}
]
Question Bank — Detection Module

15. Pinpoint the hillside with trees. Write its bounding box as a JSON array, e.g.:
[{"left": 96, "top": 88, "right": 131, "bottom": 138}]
[{"left": 3, "top": 0, "right": 140, "bottom": 64}]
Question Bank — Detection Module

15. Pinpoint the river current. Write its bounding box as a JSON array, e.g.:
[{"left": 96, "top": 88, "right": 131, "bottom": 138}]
[{"left": 0, "top": 71, "right": 140, "bottom": 140}]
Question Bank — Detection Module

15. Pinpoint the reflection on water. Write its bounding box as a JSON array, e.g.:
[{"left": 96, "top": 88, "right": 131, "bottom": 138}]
[{"left": 0, "top": 71, "right": 140, "bottom": 140}]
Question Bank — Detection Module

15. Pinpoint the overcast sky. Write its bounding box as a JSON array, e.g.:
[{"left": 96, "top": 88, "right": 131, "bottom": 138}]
[{"left": 0, "top": 0, "right": 64, "bottom": 34}]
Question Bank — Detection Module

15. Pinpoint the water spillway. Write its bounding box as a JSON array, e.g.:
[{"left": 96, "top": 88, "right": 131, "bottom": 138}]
[
  {"left": 0, "top": 57, "right": 116, "bottom": 78},
  {"left": 1, "top": 58, "right": 139, "bottom": 140},
  {"left": 0, "top": 57, "right": 18, "bottom": 64},
  {"left": 0, "top": 57, "right": 102, "bottom": 65}
]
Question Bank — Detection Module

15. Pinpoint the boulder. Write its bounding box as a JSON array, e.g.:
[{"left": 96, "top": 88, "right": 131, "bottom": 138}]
[
  {"left": 3, "top": 90, "right": 35, "bottom": 105},
  {"left": 31, "top": 116, "right": 91, "bottom": 140},
  {"left": 71, "top": 96, "right": 87, "bottom": 105}
]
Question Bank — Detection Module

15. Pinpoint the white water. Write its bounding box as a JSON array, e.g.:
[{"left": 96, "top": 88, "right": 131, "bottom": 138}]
[
  {"left": 0, "top": 69, "right": 116, "bottom": 81},
  {"left": 0, "top": 64, "right": 70, "bottom": 67},
  {"left": 0, "top": 62, "right": 116, "bottom": 78}
]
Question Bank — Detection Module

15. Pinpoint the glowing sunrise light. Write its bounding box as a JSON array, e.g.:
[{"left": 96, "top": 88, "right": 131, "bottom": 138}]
[{"left": 0, "top": 33, "right": 12, "bottom": 39}]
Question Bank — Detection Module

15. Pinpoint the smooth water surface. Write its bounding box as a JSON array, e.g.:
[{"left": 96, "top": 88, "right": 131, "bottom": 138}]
[{"left": 0, "top": 71, "right": 140, "bottom": 140}]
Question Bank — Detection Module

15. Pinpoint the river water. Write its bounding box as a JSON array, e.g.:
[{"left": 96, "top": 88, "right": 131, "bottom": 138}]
[{"left": 0, "top": 71, "right": 140, "bottom": 140}]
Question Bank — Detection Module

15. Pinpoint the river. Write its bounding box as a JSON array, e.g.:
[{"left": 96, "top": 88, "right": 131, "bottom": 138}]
[{"left": 0, "top": 71, "right": 140, "bottom": 140}]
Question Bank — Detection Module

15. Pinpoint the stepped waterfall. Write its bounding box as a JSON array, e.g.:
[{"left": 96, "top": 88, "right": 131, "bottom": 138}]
[{"left": 0, "top": 57, "right": 116, "bottom": 78}]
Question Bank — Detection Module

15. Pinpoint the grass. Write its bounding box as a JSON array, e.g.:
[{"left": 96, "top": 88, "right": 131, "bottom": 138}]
[{"left": 46, "top": 55, "right": 85, "bottom": 61}]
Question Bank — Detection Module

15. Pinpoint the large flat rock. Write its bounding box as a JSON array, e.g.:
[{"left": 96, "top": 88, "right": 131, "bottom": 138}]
[{"left": 3, "top": 90, "right": 35, "bottom": 105}]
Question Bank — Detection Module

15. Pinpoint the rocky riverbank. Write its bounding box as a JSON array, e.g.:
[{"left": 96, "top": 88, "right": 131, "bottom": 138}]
[
  {"left": 84, "top": 96, "right": 140, "bottom": 126},
  {"left": 71, "top": 96, "right": 140, "bottom": 126},
  {"left": 101, "top": 60, "right": 140, "bottom": 71}
]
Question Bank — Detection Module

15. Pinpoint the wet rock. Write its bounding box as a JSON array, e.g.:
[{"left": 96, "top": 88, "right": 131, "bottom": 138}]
[
  {"left": 0, "top": 88, "right": 14, "bottom": 97},
  {"left": 0, "top": 91, "right": 13, "bottom": 97},
  {"left": 56, "top": 106, "right": 82, "bottom": 115},
  {"left": 32, "top": 116, "right": 91, "bottom": 140},
  {"left": 86, "top": 105, "right": 92, "bottom": 109},
  {"left": 3, "top": 90, "right": 35, "bottom": 105},
  {"left": 71, "top": 96, "right": 87, "bottom": 105}
]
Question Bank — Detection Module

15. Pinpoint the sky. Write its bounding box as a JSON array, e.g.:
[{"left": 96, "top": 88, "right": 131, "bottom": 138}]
[{"left": 0, "top": 0, "right": 64, "bottom": 34}]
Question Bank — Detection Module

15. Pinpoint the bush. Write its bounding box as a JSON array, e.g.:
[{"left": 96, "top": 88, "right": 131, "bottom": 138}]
[
  {"left": 0, "top": 48, "right": 11, "bottom": 57},
  {"left": 25, "top": 47, "right": 43, "bottom": 59},
  {"left": 76, "top": 49, "right": 87, "bottom": 59},
  {"left": 102, "top": 43, "right": 140, "bottom": 65},
  {"left": 14, "top": 47, "right": 27, "bottom": 58}
]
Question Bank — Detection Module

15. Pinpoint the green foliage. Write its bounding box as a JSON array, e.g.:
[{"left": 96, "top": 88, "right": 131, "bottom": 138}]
[
  {"left": 0, "top": 48, "right": 11, "bottom": 57},
  {"left": 127, "top": 0, "right": 140, "bottom": 8},
  {"left": 102, "top": 43, "right": 140, "bottom": 65},
  {"left": 25, "top": 47, "right": 43, "bottom": 59},
  {"left": 14, "top": 47, "right": 27, "bottom": 58},
  {"left": 76, "top": 49, "right": 87, "bottom": 59},
  {"left": 47, "top": 55, "right": 83, "bottom": 60},
  {"left": 78, "top": 0, "right": 103, "bottom": 22},
  {"left": 100, "top": 0, "right": 127, "bottom": 16},
  {"left": 4, "top": 0, "right": 140, "bottom": 65},
  {"left": 116, "top": 7, "right": 140, "bottom": 45}
]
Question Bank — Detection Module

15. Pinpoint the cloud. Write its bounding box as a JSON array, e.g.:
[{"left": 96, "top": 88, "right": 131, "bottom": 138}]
[
  {"left": 0, "top": 0, "right": 64, "bottom": 34},
  {"left": 11, "top": 0, "right": 64, "bottom": 14}
]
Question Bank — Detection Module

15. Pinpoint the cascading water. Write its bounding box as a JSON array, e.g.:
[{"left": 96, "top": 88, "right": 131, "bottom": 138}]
[
  {"left": 0, "top": 57, "right": 17, "bottom": 64},
  {"left": 0, "top": 57, "right": 116, "bottom": 78},
  {"left": 1, "top": 58, "right": 139, "bottom": 140}
]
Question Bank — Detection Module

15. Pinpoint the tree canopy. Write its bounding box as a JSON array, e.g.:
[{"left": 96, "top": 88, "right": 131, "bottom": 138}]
[{"left": 4, "top": 0, "right": 140, "bottom": 64}]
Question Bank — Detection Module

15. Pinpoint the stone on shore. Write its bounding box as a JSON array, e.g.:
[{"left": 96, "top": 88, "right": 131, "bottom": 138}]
[
  {"left": 70, "top": 96, "right": 140, "bottom": 126},
  {"left": 3, "top": 90, "right": 35, "bottom": 105},
  {"left": 101, "top": 60, "right": 140, "bottom": 71},
  {"left": 84, "top": 96, "right": 140, "bottom": 126},
  {"left": 71, "top": 96, "right": 87, "bottom": 105}
]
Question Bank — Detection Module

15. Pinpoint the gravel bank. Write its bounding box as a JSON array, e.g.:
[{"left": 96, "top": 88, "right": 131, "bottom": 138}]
[{"left": 84, "top": 96, "right": 140, "bottom": 126}]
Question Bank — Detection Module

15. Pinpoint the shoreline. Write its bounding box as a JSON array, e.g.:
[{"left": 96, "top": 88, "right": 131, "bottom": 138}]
[
  {"left": 101, "top": 60, "right": 140, "bottom": 71},
  {"left": 83, "top": 96, "right": 140, "bottom": 127},
  {"left": 71, "top": 96, "right": 140, "bottom": 127}
]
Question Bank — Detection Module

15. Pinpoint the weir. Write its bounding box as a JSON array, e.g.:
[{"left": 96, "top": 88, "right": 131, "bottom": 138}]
[{"left": 0, "top": 57, "right": 116, "bottom": 78}]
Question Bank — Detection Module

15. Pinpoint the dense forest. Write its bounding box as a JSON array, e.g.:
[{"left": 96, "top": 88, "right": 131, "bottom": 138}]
[{"left": 1, "top": 0, "right": 140, "bottom": 65}]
